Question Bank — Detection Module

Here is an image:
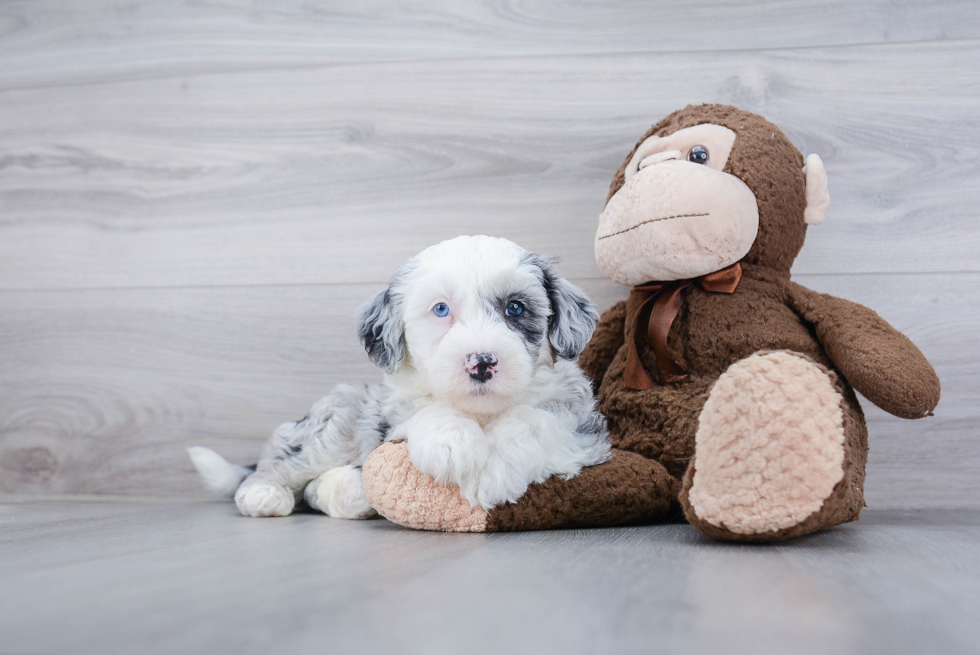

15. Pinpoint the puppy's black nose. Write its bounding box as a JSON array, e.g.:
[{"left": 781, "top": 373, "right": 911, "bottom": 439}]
[{"left": 466, "top": 352, "right": 498, "bottom": 383}]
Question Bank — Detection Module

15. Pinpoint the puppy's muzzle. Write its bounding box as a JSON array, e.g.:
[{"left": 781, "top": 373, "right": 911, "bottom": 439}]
[{"left": 466, "top": 352, "right": 498, "bottom": 383}]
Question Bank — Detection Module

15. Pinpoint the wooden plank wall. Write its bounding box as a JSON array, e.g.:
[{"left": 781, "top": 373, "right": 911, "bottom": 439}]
[{"left": 1, "top": 1, "right": 978, "bottom": 508}]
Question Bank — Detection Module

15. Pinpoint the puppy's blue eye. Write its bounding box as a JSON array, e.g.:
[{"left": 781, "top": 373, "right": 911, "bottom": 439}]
[
  {"left": 432, "top": 303, "right": 450, "bottom": 318},
  {"left": 505, "top": 301, "right": 524, "bottom": 317}
]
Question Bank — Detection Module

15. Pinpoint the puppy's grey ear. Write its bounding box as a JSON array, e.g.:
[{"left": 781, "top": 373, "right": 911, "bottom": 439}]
[
  {"left": 357, "top": 287, "right": 405, "bottom": 374},
  {"left": 531, "top": 255, "right": 599, "bottom": 360}
]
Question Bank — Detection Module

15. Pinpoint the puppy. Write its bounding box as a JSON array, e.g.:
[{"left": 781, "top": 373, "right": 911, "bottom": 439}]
[{"left": 189, "top": 235, "right": 611, "bottom": 518}]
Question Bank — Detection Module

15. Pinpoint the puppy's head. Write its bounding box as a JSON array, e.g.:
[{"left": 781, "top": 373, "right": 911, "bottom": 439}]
[{"left": 357, "top": 235, "right": 598, "bottom": 414}]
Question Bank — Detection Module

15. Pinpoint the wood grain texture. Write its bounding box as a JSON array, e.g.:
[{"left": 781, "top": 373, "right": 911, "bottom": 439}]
[
  {"left": 1, "top": 41, "right": 979, "bottom": 289},
  {"left": 2, "top": 0, "right": 977, "bottom": 90},
  {"left": 1, "top": 274, "right": 975, "bottom": 508},
  {"left": 2, "top": 500, "right": 979, "bottom": 655}
]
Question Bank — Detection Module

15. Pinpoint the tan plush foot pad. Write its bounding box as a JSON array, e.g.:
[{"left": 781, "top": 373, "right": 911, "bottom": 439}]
[
  {"left": 362, "top": 441, "right": 488, "bottom": 532},
  {"left": 686, "top": 351, "right": 846, "bottom": 536}
]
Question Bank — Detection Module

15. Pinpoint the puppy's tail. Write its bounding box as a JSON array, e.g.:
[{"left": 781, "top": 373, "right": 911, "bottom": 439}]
[{"left": 187, "top": 447, "right": 255, "bottom": 497}]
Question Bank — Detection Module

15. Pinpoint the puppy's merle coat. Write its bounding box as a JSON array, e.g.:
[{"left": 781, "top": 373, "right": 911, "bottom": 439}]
[{"left": 190, "top": 236, "right": 610, "bottom": 517}]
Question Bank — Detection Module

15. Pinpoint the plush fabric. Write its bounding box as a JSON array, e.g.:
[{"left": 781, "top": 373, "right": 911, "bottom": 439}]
[
  {"left": 784, "top": 282, "right": 941, "bottom": 419},
  {"left": 486, "top": 448, "right": 676, "bottom": 531},
  {"left": 625, "top": 124, "right": 737, "bottom": 178},
  {"left": 596, "top": 155, "right": 759, "bottom": 284},
  {"left": 607, "top": 105, "right": 810, "bottom": 275},
  {"left": 364, "top": 442, "right": 676, "bottom": 532},
  {"left": 362, "top": 441, "right": 488, "bottom": 532},
  {"left": 362, "top": 104, "right": 940, "bottom": 541},
  {"left": 686, "top": 351, "right": 846, "bottom": 535},
  {"left": 802, "top": 154, "right": 830, "bottom": 225}
]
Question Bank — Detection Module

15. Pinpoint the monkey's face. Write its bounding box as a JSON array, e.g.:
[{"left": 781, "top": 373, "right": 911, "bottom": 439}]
[{"left": 595, "top": 123, "right": 760, "bottom": 285}]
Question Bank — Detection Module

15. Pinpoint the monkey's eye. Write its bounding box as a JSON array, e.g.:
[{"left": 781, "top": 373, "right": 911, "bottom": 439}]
[
  {"left": 505, "top": 301, "right": 524, "bottom": 317},
  {"left": 432, "top": 303, "right": 450, "bottom": 318},
  {"left": 688, "top": 145, "right": 709, "bottom": 165}
]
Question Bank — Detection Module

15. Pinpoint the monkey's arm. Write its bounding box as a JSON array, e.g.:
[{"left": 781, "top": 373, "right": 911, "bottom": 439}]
[
  {"left": 785, "top": 281, "right": 940, "bottom": 419},
  {"left": 577, "top": 301, "right": 627, "bottom": 390}
]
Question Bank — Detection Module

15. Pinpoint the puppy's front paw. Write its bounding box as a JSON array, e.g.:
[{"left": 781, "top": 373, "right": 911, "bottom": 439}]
[
  {"left": 473, "top": 453, "right": 531, "bottom": 510},
  {"left": 474, "top": 412, "right": 539, "bottom": 510},
  {"left": 408, "top": 419, "right": 488, "bottom": 497},
  {"left": 235, "top": 479, "right": 295, "bottom": 517}
]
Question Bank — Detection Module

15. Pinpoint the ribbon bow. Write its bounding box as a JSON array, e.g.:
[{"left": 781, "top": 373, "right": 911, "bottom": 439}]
[{"left": 623, "top": 263, "right": 742, "bottom": 390}]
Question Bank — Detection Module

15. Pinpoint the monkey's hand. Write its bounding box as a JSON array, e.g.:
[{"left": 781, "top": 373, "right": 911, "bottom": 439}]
[{"left": 785, "top": 281, "right": 940, "bottom": 419}]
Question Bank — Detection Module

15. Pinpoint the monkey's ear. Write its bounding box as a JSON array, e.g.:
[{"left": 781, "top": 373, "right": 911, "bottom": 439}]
[{"left": 802, "top": 154, "right": 830, "bottom": 225}]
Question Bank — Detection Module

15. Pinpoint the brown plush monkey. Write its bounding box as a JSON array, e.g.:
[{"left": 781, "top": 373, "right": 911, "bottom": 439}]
[{"left": 362, "top": 105, "right": 940, "bottom": 541}]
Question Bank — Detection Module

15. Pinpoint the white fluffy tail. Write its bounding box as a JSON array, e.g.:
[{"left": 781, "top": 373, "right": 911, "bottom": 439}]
[{"left": 187, "top": 446, "right": 254, "bottom": 497}]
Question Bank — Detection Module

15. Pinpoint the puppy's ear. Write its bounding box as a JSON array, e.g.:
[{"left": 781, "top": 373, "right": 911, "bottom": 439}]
[
  {"left": 531, "top": 255, "right": 599, "bottom": 360},
  {"left": 357, "top": 287, "right": 406, "bottom": 374}
]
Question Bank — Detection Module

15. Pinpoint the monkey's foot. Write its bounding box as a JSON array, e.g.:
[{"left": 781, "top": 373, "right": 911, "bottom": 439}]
[
  {"left": 681, "top": 350, "right": 863, "bottom": 541},
  {"left": 362, "top": 442, "right": 675, "bottom": 532}
]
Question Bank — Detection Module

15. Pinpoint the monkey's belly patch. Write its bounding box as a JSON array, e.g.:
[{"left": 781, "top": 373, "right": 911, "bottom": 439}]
[
  {"left": 362, "top": 441, "right": 488, "bottom": 532},
  {"left": 688, "top": 351, "right": 846, "bottom": 535}
]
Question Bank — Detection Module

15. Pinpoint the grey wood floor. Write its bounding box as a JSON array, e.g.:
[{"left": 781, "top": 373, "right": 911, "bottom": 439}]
[
  {"left": 2, "top": 499, "right": 979, "bottom": 655},
  {"left": 1, "top": 3, "right": 978, "bottom": 506}
]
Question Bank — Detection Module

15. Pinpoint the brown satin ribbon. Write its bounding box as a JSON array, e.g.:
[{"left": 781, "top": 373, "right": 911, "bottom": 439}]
[{"left": 624, "top": 263, "right": 742, "bottom": 390}]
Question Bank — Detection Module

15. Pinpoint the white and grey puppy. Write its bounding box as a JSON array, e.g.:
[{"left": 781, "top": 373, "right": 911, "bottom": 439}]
[{"left": 189, "top": 235, "right": 610, "bottom": 518}]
